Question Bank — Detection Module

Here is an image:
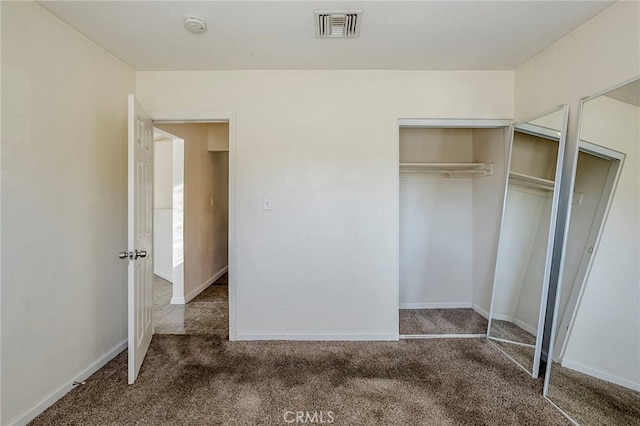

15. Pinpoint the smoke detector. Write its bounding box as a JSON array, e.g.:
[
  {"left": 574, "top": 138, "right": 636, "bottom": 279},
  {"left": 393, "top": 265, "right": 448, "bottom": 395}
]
[
  {"left": 184, "top": 16, "right": 207, "bottom": 34},
  {"left": 315, "top": 11, "right": 362, "bottom": 38}
]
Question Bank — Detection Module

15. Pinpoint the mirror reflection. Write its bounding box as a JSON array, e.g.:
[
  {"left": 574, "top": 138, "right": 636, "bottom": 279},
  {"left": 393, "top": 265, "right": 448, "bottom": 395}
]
[
  {"left": 488, "top": 106, "right": 568, "bottom": 377},
  {"left": 546, "top": 79, "right": 640, "bottom": 424}
]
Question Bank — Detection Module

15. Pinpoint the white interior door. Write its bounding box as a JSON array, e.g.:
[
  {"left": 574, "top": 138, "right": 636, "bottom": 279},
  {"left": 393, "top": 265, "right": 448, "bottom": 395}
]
[{"left": 127, "top": 94, "right": 154, "bottom": 384}]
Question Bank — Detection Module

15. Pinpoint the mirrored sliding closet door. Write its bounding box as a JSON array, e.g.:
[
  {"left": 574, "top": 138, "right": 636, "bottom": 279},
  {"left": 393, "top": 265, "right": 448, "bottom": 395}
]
[
  {"left": 545, "top": 78, "right": 640, "bottom": 425},
  {"left": 488, "top": 105, "right": 569, "bottom": 378}
]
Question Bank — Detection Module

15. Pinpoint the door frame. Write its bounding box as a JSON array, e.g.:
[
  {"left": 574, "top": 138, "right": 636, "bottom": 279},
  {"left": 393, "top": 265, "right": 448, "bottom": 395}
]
[
  {"left": 552, "top": 140, "right": 625, "bottom": 361},
  {"left": 152, "top": 111, "right": 237, "bottom": 341}
]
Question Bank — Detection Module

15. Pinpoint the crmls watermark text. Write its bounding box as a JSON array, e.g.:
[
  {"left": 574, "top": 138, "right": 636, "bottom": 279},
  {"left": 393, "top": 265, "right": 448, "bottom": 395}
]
[{"left": 283, "top": 410, "right": 335, "bottom": 424}]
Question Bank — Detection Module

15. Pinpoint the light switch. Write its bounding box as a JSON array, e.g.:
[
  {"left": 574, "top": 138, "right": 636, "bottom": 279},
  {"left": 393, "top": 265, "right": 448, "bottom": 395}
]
[
  {"left": 262, "top": 195, "right": 272, "bottom": 211},
  {"left": 210, "top": 197, "right": 213, "bottom": 207}
]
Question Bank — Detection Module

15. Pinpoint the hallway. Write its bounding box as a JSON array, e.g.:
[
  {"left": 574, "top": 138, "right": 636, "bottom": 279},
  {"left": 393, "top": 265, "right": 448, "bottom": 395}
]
[{"left": 153, "top": 273, "right": 228, "bottom": 337}]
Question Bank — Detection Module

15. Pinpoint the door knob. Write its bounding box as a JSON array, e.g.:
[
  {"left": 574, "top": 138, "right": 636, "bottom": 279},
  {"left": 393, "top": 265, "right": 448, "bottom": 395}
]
[{"left": 119, "top": 251, "right": 147, "bottom": 260}]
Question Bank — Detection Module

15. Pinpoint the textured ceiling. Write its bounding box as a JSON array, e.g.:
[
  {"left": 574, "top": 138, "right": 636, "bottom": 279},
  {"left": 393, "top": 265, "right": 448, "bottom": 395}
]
[{"left": 38, "top": 1, "right": 615, "bottom": 71}]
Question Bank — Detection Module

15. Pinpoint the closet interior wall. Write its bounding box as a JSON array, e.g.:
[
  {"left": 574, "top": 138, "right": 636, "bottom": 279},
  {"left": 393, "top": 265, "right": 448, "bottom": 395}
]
[
  {"left": 399, "top": 127, "right": 506, "bottom": 319},
  {"left": 491, "top": 133, "right": 559, "bottom": 335}
]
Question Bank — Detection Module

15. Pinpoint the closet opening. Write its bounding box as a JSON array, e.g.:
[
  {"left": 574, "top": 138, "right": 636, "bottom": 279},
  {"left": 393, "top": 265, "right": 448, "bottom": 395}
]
[{"left": 398, "top": 119, "right": 510, "bottom": 338}]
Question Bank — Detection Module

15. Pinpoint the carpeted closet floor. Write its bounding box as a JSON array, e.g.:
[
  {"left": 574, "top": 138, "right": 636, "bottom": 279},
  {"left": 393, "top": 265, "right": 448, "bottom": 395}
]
[
  {"left": 30, "top": 336, "right": 571, "bottom": 425},
  {"left": 399, "top": 308, "right": 488, "bottom": 335}
]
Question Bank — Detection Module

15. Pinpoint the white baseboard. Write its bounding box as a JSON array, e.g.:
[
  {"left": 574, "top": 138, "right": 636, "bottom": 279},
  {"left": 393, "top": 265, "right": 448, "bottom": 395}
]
[
  {"left": 489, "top": 313, "right": 537, "bottom": 336},
  {"left": 489, "top": 312, "right": 512, "bottom": 322},
  {"left": 154, "top": 269, "right": 173, "bottom": 282},
  {"left": 399, "top": 302, "right": 472, "bottom": 309},
  {"left": 512, "top": 318, "right": 537, "bottom": 336},
  {"left": 184, "top": 266, "right": 228, "bottom": 303},
  {"left": 561, "top": 359, "right": 640, "bottom": 392},
  {"left": 9, "top": 339, "right": 127, "bottom": 426},
  {"left": 170, "top": 296, "right": 186, "bottom": 304},
  {"left": 401, "top": 333, "right": 487, "bottom": 339},
  {"left": 472, "top": 303, "right": 490, "bottom": 319},
  {"left": 235, "top": 332, "right": 399, "bottom": 341}
]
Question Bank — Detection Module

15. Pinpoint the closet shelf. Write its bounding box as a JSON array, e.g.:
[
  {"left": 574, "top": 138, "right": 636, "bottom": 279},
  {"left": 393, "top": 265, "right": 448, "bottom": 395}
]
[
  {"left": 509, "top": 171, "right": 555, "bottom": 191},
  {"left": 399, "top": 162, "right": 493, "bottom": 178}
]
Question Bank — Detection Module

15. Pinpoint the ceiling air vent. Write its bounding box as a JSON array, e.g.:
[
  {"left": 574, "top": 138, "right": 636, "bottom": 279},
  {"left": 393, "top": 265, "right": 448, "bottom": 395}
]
[{"left": 315, "top": 11, "right": 362, "bottom": 38}]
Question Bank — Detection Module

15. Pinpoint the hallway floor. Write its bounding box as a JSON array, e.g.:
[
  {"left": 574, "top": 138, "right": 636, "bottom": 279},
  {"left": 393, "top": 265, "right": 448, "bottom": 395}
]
[{"left": 154, "top": 273, "right": 228, "bottom": 337}]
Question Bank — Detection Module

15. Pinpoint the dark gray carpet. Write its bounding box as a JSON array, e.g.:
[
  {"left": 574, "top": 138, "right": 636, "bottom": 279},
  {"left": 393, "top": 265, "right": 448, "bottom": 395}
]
[
  {"left": 490, "top": 340, "right": 535, "bottom": 373},
  {"left": 30, "top": 336, "right": 570, "bottom": 425},
  {"left": 488, "top": 320, "right": 537, "bottom": 372},
  {"left": 489, "top": 319, "right": 537, "bottom": 345},
  {"left": 399, "top": 308, "right": 488, "bottom": 335},
  {"left": 548, "top": 362, "right": 640, "bottom": 425}
]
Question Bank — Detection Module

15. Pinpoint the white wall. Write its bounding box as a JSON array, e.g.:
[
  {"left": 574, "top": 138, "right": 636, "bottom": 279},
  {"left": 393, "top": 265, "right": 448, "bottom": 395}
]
[
  {"left": 153, "top": 138, "right": 173, "bottom": 280},
  {"left": 515, "top": 1, "right": 639, "bottom": 389},
  {"left": 513, "top": 193, "right": 552, "bottom": 334},
  {"left": 399, "top": 128, "right": 473, "bottom": 163},
  {"left": 562, "top": 96, "right": 640, "bottom": 389},
  {"left": 510, "top": 132, "right": 558, "bottom": 181},
  {"left": 137, "top": 71, "right": 514, "bottom": 339},
  {"left": 208, "top": 123, "right": 230, "bottom": 151},
  {"left": 555, "top": 151, "right": 610, "bottom": 338},
  {"left": 491, "top": 188, "right": 546, "bottom": 326},
  {"left": 172, "top": 139, "right": 185, "bottom": 303},
  {"left": 472, "top": 128, "right": 508, "bottom": 316},
  {"left": 153, "top": 210, "right": 173, "bottom": 281},
  {"left": 154, "top": 137, "right": 173, "bottom": 208},
  {"left": 399, "top": 178, "right": 473, "bottom": 306},
  {"left": 211, "top": 149, "right": 229, "bottom": 278},
  {"left": 515, "top": 2, "right": 639, "bottom": 123},
  {"left": 1, "top": 2, "right": 135, "bottom": 424}
]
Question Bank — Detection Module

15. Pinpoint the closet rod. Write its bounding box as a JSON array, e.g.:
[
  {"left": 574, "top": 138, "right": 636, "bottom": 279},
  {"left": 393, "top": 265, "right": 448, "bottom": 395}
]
[
  {"left": 399, "top": 162, "right": 493, "bottom": 178},
  {"left": 508, "top": 171, "right": 555, "bottom": 190}
]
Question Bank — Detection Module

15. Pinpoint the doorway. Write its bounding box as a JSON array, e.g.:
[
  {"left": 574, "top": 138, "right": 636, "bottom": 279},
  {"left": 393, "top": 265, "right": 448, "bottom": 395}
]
[
  {"left": 152, "top": 121, "right": 231, "bottom": 337},
  {"left": 552, "top": 141, "right": 625, "bottom": 361}
]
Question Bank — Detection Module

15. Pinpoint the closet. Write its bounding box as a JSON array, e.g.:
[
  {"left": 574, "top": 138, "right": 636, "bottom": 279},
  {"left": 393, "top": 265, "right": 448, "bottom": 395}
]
[
  {"left": 490, "top": 128, "right": 559, "bottom": 340},
  {"left": 487, "top": 105, "right": 568, "bottom": 377},
  {"left": 399, "top": 121, "right": 509, "bottom": 337}
]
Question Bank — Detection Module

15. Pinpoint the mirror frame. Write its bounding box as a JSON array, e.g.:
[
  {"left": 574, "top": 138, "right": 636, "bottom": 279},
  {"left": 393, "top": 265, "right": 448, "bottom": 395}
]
[
  {"left": 487, "top": 104, "right": 569, "bottom": 378},
  {"left": 543, "top": 77, "right": 639, "bottom": 403}
]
